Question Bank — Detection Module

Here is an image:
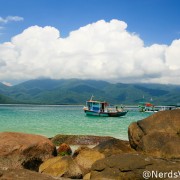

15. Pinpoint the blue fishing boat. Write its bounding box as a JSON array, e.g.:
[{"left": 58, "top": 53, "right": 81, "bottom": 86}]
[{"left": 83, "top": 96, "right": 128, "bottom": 117}]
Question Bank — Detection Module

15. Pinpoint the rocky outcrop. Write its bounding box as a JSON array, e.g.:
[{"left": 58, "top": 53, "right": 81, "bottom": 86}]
[
  {"left": 51, "top": 134, "right": 114, "bottom": 146},
  {"left": 93, "top": 138, "right": 134, "bottom": 157},
  {"left": 128, "top": 109, "right": 180, "bottom": 158},
  {"left": 73, "top": 147, "right": 105, "bottom": 175},
  {"left": 39, "top": 156, "right": 82, "bottom": 179},
  {"left": 57, "top": 143, "right": 72, "bottom": 156},
  {"left": 0, "top": 132, "right": 56, "bottom": 171},
  {"left": 90, "top": 153, "right": 180, "bottom": 180}
]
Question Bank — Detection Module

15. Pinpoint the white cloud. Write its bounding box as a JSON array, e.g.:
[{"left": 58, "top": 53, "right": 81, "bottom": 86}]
[
  {"left": 0, "top": 16, "right": 24, "bottom": 23},
  {"left": 0, "top": 19, "right": 179, "bottom": 84}
]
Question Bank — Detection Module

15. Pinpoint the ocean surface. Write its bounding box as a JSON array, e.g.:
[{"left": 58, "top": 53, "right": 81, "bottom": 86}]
[{"left": 0, "top": 104, "right": 151, "bottom": 140}]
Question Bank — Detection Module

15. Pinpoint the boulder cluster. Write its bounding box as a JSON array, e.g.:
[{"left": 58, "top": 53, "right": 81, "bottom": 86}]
[{"left": 0, "top": 109, "right": 179, "bottom": 179}]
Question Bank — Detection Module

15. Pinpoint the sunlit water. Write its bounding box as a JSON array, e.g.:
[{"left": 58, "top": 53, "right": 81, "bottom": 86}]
[{"left": 0, "top": 105, "right": 151, "bottom": 140}]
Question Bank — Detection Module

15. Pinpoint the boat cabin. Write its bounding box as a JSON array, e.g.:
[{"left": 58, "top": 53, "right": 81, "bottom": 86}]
[{"left": 86, "top": 100, "right": 108, "bottom": 112}]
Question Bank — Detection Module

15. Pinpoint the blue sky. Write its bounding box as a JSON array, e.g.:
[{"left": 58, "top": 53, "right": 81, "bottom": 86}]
[
  {"left": 0, "top": 0, "right": 180, "bottom": 45},
  {"left": 0, "top": 0, "right": 180, "bottom": 85}
]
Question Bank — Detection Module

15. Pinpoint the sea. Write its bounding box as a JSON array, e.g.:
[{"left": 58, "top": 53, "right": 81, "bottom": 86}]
[{"left": 0, "top": 104, "right": 151, "bottom": 140}]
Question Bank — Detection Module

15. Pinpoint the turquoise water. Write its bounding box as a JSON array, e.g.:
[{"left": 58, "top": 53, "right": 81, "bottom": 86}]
[{"left": 0, "top": 105, "right": 150, "bottom": 140}]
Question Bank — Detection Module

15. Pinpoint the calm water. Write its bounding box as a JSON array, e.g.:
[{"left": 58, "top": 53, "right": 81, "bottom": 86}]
[{"left": 0, "top": 105, "right": 151, "bottom": 140}]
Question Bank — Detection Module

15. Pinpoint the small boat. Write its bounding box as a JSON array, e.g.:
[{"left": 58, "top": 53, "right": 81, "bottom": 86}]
[
  {"left": 138, "top": 102, "right": 158, "bottom": 113},
  {"left": 83, "top": 96, "right": 128, "bottom": 117}
]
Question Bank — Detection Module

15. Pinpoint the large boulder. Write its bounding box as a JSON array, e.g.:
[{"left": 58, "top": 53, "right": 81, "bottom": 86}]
[
  {"left": 90, "top": 153, "right": 180, "bottom": 180},
  {"left": 93, "top": 138, "right": 134, "bottom": 157},
  {"left": 128, "top": 109, "right": 180, "bottom": 158},
  {"left": 51, "top": 134, "right": 114, "bottom": 146},
  {"left": 39, "top": 156, "right": 82, "bottom": 179},
  {"left": 0, "top": 132, "right": 57, "bottom": 171},
  {"left": 74, "top": 147, "right": 105, "bottom": 175}
]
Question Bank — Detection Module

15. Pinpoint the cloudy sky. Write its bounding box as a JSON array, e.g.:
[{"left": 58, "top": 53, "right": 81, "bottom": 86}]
[{"left": 0, "top": 0, "right": 180, "bottom": 85}]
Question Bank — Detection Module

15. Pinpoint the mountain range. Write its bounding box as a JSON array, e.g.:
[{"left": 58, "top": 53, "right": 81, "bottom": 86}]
[{"left": 0, "top": 79, "right": 180, "bottom": 105}]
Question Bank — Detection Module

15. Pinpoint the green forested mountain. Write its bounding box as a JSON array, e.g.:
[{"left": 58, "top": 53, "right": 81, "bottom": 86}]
[{"left": 0, "top": 79, "right": 179, "bottom": 105}]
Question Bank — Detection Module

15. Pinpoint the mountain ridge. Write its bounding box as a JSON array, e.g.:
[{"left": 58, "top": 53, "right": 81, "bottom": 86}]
[{"left": 0, "top": 79, "right": 179, "bottom": 105}]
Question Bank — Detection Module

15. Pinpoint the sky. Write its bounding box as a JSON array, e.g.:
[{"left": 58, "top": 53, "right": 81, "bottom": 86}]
[{"left": 0, "top": 0, "right": 180, "bottom": 85}]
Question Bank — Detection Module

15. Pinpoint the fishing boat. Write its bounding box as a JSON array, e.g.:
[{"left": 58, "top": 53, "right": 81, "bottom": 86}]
[
  {"left": 138, "top": 102, "right": 158, "bottom": 112},
  {"left": 83, "top": 96, "right": 128, "bottom": 117}
]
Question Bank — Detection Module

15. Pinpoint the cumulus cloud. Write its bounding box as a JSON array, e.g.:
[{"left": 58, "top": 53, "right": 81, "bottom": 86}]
[
  {"left": 0, "top": 19, "right": 179, "bottom": 84},
  {"left": 0, "top": 16, "right": 24, "bottom": 23},
  {"left": 0, "top": 59, "right": 6, "bottom": 66}
]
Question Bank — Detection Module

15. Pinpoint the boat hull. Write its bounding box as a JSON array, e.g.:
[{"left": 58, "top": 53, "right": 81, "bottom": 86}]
[{"left": 84, "top": 110, "right": 127, "bottom": 117}]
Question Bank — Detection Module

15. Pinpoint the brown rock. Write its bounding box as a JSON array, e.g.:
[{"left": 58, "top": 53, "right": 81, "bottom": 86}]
[
  {"left": 83, "top": 172, "right": 91, "bottom": 180},
  {"left": 138, "top": 132, "right": 180, "bottom": 158},
  {"left": 0, "top": 132, "right": 56, "bottom": 171},
  {"left": 92, "top": 153, "right": 153, "bottom": 172},
  {"left": 39, "top": 156, "right": 82, "bottom": 179},
  {"left": 128, "top": 109, "right": 180, "bottom": 158},
  {"left": 74, "top": 147, "right": 105, "bottom": 175},
  {"left": 72, "top": 146, "right": 90, "bottom": 157},
  {"left": 51, "top": 134, "right": 114, "bottom": 146},
  {"left": 137, "top": 109, "right": 180, "bottom": 134},
  {"left": 0, "top": 168, "right": 66, "bottom": 180},
  {"left": 128, "top": 122, "right": 144, "bottom": 149},
  {"left": 39, "top": 156, "right": 61, "bottom": 173},
  {"left": 91, "top": 153, "right": 180, "bottom": 180},
  {"left": 57, "top": 143, "right": 72, "bottom": 156},
  {"left": 91, "top": 153, "right": 152, "bottom": 180},
  {"left": 93, "top": 138, "right": 134, "bottom": 157}
]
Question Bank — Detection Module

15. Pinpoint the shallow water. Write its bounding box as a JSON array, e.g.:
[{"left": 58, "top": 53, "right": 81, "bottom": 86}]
[{"left": 0, "top": 104, "right": 151, "bottom": 140}]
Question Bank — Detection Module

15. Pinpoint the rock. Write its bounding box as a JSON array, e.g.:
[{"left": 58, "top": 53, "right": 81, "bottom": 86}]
[
  {"left": 93, "top": 138, "right": 134, "bottom": 157},
  {"left": 57, "top": 143, "right": 72, "bottom": 156},
  {"left": 39, "top": 156, "right": 82, "bottom": 179},
  {"left": 137, "top": 109, "right": 179, "bottom": 134},
  {"left": 128, "top": 109, "right": 180, "bottom": 158},
  {"left": 0, "top": 132, "right": 57, "bottom": 171},
  {"left": 91, "top": 153, "right": 180, "bottom": 180},
  {"left": 91, "top": 153, "right": 152, "bottom": 179},
  {"left": 39, "top": 156, "right": 62, "bottom": 173},
  {"left": 128, "top": 122, "right": 144, "bottom": 150},
  {"left": 72, "top": 146, "right": 90, "bottom": 157},
  {"left": 74, "top": 147, "right": 105, "bottom": 175},
  {"left": 92, "top": 153, "right": 153, "bottom": 172},
  {"left": 83, "top": 172, "right": 91, "bottom": 180},
  {"left": 0, "top": 168, "right": 67, "bottom": 180},
  {"left": 138, "top": 131, "right": 180, "bottom": 158},
  {"left": 51, "top": 134, "right": 114, "bottom": 146}
]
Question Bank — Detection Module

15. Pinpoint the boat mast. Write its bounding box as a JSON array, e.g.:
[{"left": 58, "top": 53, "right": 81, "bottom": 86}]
[{"left": 90, "top": 95, "right": 94, "bottom": 101}]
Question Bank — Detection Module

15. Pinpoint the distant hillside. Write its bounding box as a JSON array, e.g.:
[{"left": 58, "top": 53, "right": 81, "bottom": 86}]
[
  {"left": 0, "top": 83, "right": 17, "bottom": 103},
  {"left": 0, "top": 94, "right": 18, "bottom": 104},
  {"left": 0, "top": 79, "right": 179, "bottom": 105}
]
